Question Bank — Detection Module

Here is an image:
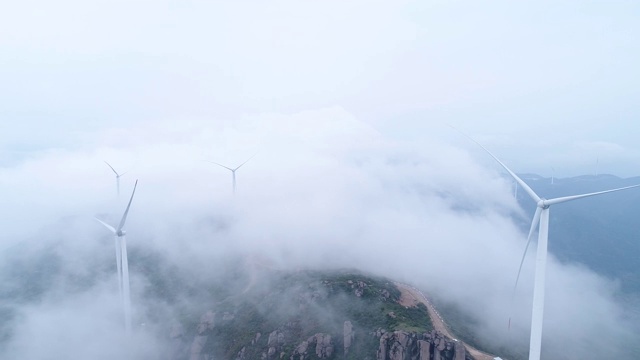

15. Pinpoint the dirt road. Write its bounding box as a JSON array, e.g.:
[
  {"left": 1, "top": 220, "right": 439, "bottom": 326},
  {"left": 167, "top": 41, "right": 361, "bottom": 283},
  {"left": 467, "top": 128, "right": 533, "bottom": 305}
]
[{"left": 395, "top": 283, "right": 497, "bottom": 360}]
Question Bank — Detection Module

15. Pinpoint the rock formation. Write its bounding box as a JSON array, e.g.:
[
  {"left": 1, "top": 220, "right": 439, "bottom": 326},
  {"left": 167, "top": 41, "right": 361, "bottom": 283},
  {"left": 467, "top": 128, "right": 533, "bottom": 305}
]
[
  {"left": 189, "top": 311, "right": 215, "bottom": 360},
  {"left": 344, "top": 320, "right": 355, "bottom": 356},
  {"left": 376, "top": 330, "right": 469, "bottom": 360}
]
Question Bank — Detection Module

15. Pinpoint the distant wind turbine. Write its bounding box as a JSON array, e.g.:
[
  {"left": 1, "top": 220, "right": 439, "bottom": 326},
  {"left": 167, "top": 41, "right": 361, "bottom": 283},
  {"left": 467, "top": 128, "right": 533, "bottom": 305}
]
[
  {"left": 96, "top": 180, "right": 138, "bottom": 335},
  {"left": 459, "top": 132, "right": 640, "bottom": 360},
  {"left": 206, "top": 155, "right": 255, "bottom": 195},
  {"left": 550, "top": 166, "right": 555, "bottom": 185},
  {"left": 104, "top": 161, "right": 128, "bottom": 197}
]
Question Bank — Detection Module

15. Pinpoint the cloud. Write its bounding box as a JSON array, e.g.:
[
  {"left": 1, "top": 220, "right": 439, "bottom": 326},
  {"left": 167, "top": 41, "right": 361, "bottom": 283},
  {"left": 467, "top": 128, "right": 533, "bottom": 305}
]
[{"left": 0, "top": 108, "right": 637, "bottom": 359}]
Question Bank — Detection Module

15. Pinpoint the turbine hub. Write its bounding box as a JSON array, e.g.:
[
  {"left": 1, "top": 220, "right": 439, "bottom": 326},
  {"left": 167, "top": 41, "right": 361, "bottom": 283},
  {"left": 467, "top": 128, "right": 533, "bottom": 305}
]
[
  {"left": 537, "top": 199, "right": 550, "bottom": 209},
  {"left": 117, "top": 230, "right": 126, "bottom": 237}
]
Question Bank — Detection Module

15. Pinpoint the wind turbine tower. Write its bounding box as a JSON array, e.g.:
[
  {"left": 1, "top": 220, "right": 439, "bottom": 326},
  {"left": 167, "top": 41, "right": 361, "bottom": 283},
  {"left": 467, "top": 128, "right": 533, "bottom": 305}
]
[
  {"left": 464, "top": 137, "right": 639, "bottom": 360},
  {"left": 104, "top": 161, "right": 128, "bottom": 197},
  {"left": 96, "top": 180, "right": 138, "bottom": 335},
  {"left": 206, "top": 155, "right": 254, "bottom": 195}
]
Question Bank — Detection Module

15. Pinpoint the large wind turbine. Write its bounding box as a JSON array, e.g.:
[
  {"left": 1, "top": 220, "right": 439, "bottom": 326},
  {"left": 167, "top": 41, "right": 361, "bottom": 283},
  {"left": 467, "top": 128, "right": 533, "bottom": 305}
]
[
  {"left": 96, "top": 179, "right": 138, "bottom": 335},
  {"left": 206, "top": 155, "right": 254, "bottom": 195},
  {"left": 466, "top": 137, "right": 640, "bottom": 360},
  {"left": 104, "top": 161, "right": 128, "bottom": 197}
]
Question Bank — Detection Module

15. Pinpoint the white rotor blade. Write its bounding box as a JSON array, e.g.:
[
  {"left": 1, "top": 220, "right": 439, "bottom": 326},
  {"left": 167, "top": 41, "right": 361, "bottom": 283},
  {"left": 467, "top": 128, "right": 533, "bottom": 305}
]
[
  {"left": 205, "top": 160, "right": 234, "bottom": 172},
  {"left": 450, "top": 126, "right": 541, "bottom": 203},
  {"left": 104, "top": 161, "right": 120, "bottom": 176},
  {"left": 116, "top": 180, "right": 138, "bottom": 233},
  {"left": 95, "top": 218, "right": 116, "bottom": 233},
  {"left": 513, "top": 207, "right": 542, "bottom": 294},
  {"left": 508, "top": 206, "right": 541, "bottom": 330},
  {"left": 543, "top": 184, "right": 640, "bottom": 206},
  {"left": 234, "top": 154, "right": 256, "bottom": 171}
]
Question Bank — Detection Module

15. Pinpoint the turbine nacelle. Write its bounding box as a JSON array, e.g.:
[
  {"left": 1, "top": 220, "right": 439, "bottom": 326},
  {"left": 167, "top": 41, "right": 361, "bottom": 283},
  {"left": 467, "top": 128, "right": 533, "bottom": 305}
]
[
  {"left": 96, "top": 180, "right": 138, "bottom": 237},
  {"left": 537, "top": 199, "right": 550, "bottom": 209}
]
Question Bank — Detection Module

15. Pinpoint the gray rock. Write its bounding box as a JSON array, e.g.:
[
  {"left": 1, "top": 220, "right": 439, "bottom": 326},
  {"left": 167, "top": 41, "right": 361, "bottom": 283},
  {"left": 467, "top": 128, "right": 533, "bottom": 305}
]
[
  {"left": 418, "top": 340, "right": 431, "bottom": 360},
  {"left": 189, "top": 311, "right": 216, "bottom": 360},
  {"left": 344, "top": 321, "right": 355, "bottom": 356},
  {"left": 291, "top": 340, "right": 309, "bottom": 360},
  {"left": 236, "top": 347, "right": 246, "bottom": 360},
  {"left": 454, "top": 341, "right": 466, "bottom": 360},
  {"left": 189, "top": 335, "right": 208, "bottom": 360}
]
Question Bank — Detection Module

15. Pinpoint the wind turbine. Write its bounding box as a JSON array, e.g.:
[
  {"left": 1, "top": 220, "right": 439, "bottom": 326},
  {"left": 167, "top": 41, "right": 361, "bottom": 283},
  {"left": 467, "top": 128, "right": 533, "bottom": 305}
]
[
  {"left": 206, "top": 155, "right": 255, "bottom": 195},
  {"left": 104, "top": 161, "right": 128, "bottom": 197},
  {"left": 96, "top": 179, "right": 138, "bottom": 335},
  {"left": 463, "top": 136, "right": 640, "bottom": 360}
]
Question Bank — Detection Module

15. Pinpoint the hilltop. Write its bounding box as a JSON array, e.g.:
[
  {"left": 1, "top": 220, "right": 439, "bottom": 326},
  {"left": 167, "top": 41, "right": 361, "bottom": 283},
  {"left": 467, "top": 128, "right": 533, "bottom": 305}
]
[{"left": 165, "top": 268, "right": 484, "bottom": 360}]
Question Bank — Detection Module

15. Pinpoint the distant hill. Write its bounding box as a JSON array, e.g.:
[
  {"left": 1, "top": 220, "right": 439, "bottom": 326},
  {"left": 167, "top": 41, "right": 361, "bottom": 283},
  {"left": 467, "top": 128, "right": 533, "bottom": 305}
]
[{"left": 513, "top": 174, "right": 640, "bottom": 293}]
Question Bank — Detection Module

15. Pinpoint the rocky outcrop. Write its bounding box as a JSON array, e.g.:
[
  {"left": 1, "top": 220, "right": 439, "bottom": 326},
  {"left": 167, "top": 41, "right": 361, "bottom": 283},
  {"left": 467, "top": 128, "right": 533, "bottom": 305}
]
[
  {"left": 376, "top": 330, "right": 468, "bottom": 360},
  {"left": 347, "top": 280, "right": 368, "bottom": 297},
  {"left": 344, "top": 320, "right": 355, "bottom": 356},
  {"left": 290, "top": 333, "right": 333, "bottom": 360},
  {"left": 267, "top": 330, "right": 286, "bottom": 359},
  {"left": 189, "top": 311, "right": 215, "bottom": 360}
]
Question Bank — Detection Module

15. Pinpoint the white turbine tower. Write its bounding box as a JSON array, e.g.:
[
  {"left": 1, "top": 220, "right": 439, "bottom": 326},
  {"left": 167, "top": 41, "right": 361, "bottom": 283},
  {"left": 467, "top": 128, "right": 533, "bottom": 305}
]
[
  {"left": 206, "top": 155, "right": 254, "bottom": 195},
  {"left": 104, "top": 161, "right": 128, "bottom": 197},
  {"left": 96, "top": 179, "right": 138, "bottom": 335},
  {"left": 467, "top": 139, "right": 639, "bottom": 360}
]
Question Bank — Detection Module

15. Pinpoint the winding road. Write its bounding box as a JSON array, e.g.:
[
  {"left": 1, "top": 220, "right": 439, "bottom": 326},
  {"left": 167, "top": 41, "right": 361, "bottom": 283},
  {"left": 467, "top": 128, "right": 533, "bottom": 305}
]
[{"left": 395, "top": 283, "right": 497, "bottom": 360}]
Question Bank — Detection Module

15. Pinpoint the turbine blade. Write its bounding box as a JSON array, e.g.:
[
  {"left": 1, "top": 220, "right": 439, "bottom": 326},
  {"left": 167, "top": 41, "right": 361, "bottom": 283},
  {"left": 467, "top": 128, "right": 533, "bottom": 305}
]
[
  {"left": 95, "top": 218, "right": 116, "bottom": 233},
  {"left": 234, "top": 154, "right": 256, "bottom": 171},
  {"left": 205, "top": 160, "right": 234, "bottom": 171},
  {"left": 514, "top": 207, "right": 541, "bottom": 293},
  {"left": 508, "top": 206, "right": 541, "bottom": 330},
  {"left": 104, "top": 161, "right": 120, "bottom": 176},
  {"left": 544, "top": 184, "right": 640, "bottom": 206},
  {"left": 116, "top": 180, "right": 138, "bottom": 232},
  {"left": 450, "top": 126, "right": 541, "bottom": 203}
]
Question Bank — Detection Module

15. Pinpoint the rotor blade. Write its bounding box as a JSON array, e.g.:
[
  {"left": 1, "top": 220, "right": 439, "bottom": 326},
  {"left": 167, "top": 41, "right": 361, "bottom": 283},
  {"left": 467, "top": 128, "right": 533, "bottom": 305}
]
[
  {"left": 104, "top": 161, "right": 120, "bottom": 176},
  {"left": 116, "top": 180, "right": 138, "bottom": 232},
  {"left": 95, "top": 218, "right": 116, "bottom": 233},
  {"left": 513, "top": 207, "right": 542, "bottom": 294},
  {"left": 449, "top": 126, "right": 541, "bottom": 203},
  {"left": 543, "top": 184, "right": 640, "bottom": 206},
  {"left": 234, "top": 154, "right": 256, "bottom": 171},
  {"left": 508, "top": 206, "right": 541, "bottom": 330},
  {"left": 204, "top": 160, "right": 234, "bottom": 171}
]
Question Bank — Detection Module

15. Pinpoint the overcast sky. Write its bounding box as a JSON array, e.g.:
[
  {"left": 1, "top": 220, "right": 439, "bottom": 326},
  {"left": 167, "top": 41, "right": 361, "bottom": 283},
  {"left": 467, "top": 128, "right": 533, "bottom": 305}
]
[{"left": 2, "top": 0, "right": 640, "bottom": 177}]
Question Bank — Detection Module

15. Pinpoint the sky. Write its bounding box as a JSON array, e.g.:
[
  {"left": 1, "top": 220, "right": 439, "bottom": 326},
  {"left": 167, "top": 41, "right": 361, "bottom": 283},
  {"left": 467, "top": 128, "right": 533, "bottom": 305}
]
[
  {"left": 1, "top": 1, "right": 640, "bottom": 359},
  {"left": 2, "top": 0, "right": 640, "bottom": 177}
]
